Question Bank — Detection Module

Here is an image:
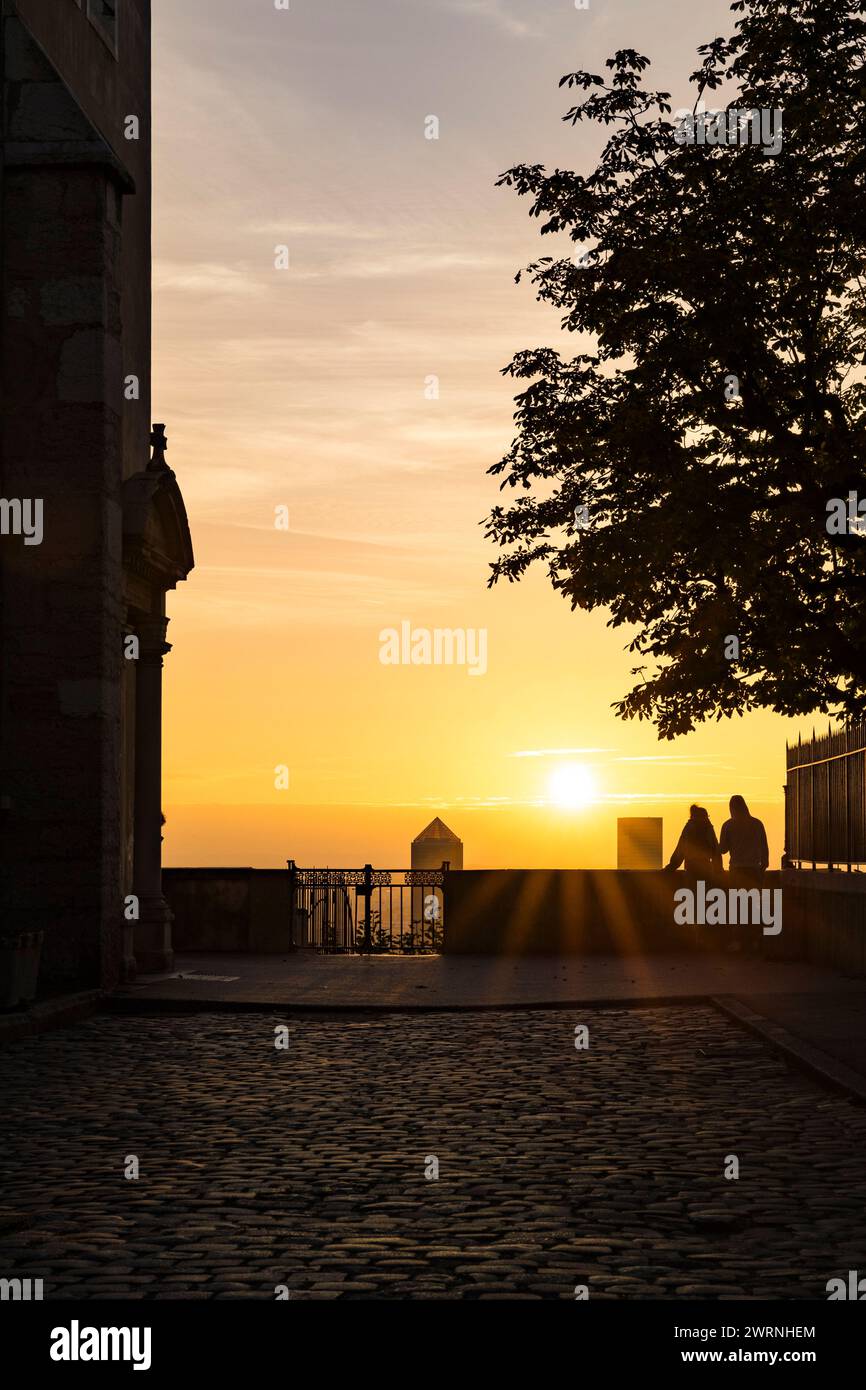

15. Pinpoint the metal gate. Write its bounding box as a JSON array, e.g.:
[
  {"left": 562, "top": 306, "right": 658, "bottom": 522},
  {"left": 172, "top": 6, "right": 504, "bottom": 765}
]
[{"left": 287, "top": 862, "right": 447, "bottom": 953}]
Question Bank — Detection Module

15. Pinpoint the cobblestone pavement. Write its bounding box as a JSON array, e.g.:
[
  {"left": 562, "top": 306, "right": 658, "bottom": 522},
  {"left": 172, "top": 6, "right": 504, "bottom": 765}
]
[{"left": 1, "top": 1006, "right": 865, "bottom": 1300}]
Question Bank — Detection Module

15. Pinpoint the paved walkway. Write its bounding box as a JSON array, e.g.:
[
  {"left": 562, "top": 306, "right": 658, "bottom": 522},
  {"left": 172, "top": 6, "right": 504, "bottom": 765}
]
[
  {"left": 1, "top": 1004, "right": 865, "bottom": 1299},
  {"left": 121, "top": 949, "right": 866, "bottom": 1010},
  {"left": 115, "top": 952, "right": 866, "bottom": 1092},
  {"left": 724, "top": 990, "right": 866, "bottom": 1076}
]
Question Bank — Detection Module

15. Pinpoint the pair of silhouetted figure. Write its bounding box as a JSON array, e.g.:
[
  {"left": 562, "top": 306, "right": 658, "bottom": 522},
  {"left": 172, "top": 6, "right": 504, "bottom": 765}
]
[{"left": 666, "top": 795, "right": 769, "bottom": 881}]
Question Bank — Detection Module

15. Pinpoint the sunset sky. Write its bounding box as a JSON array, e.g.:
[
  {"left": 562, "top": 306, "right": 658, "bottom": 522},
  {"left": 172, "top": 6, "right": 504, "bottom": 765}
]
[{"left": 152, "top": 0, "right": 807, "bottom": 870}]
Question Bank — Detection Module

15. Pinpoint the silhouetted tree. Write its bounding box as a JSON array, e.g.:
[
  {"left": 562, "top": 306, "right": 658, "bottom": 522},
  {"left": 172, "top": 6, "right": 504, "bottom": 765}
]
[{"left": 486, "top": 0, "right": 866, "bottom": 737}]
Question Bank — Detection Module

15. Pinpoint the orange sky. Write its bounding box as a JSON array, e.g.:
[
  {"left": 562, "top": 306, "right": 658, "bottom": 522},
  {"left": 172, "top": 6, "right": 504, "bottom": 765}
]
[{"left": 152, "top": 0, "right": 809, "bottom": 871}]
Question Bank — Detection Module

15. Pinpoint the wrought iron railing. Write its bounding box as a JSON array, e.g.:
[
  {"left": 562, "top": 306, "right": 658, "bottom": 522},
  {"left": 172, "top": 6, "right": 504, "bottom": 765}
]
[
  {"left": 785, "top": 723, "right": 866, "bottom": 870},
  {"left": 286, "top": 863, "right": 448, "bottom": 952}
]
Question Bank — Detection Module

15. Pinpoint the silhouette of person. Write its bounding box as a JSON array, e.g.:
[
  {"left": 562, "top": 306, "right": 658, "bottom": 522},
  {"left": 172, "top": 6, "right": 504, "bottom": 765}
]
[
  {"left": 666, "top": 804, "right": 722, "bottom": 878},
  {"left": 719, "top": 795, "right": 769, "bottom": 881},
  {"left": 719, "top": 795, "right": 769, "bottom": 954}
]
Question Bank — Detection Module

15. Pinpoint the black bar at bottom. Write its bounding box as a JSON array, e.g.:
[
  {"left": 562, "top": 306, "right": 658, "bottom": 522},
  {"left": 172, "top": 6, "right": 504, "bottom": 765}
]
[{"left": 7, "top": 1297, "right": 861, "bottom": 1378}]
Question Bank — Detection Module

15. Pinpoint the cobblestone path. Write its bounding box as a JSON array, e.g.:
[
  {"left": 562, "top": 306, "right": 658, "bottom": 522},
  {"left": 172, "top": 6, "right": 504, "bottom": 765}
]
[{"left": 1, "top": 1006, "right": 865, "bottom": 1299}]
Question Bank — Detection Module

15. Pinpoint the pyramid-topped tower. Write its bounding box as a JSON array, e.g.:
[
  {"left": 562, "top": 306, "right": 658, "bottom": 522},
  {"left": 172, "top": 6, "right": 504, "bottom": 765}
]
[{"left": 411, "top": 818, "right": 463, "bottom": 869}]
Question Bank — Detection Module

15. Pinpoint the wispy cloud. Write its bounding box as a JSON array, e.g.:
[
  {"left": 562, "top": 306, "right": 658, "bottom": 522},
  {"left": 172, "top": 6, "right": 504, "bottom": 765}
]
[
  {"left": 291, "top": 248, "right": 515, "bottom": 282},
  {"left": 247, "top": 220, "right": 382, "bottom": 241},
  {"left": 616, "top": 755, "right": 733, "bottom": 767},
  {"left": 443, "top": 0, "right": 544, "bottom": 40},
  {"left": 601, "top": 792, "right": 736, "bottom": 804},
  {"left": 156, "top": 247, "right": 514, "bottom": 294},
  {"left": 508, "top": 749, "right": 735, "bottom": 770},
  {"left": 509, "top": 748, "right": 616, "bottom": 759},
  {"left": 154, "top": 261, "right": 265, "bottom": 297}
]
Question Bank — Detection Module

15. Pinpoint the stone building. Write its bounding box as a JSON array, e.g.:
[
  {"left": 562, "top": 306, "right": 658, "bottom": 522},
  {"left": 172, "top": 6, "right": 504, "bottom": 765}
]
[
  {"left": 410, "top": 818, "right": 462, "bottom": 931},
  {"left": 411, "top": 818, "right": 463, "bottom": 873},
  {"left": 616, "top": 817, "right": 663, "bottom": 870},
  {"left": 0, "top": 1, "right": 193, "bottom": 992}
]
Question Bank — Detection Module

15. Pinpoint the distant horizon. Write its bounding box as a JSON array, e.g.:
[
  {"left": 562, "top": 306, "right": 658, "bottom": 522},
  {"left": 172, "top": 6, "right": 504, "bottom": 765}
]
[{"left": 162, "top": 796, "right": 785, "bottom": 872}]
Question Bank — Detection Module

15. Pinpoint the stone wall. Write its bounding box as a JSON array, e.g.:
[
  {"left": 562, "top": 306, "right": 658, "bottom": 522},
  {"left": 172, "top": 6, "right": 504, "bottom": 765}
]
[
  {"left": 165, "top": 870, "right": 292, "bottom": 955},
  {"left": 163, "top": 867, "right": 866, "bottom": 976},
  {"left": 443, "top": 868, "right": 865, "bottom": 973},
  {"left": 0, "top": 3, "right": 150, "bottom": 992},
  {"left": 775, "top": 871, "right": 866, "bottom": 977},
  {"left": 13, "top": 0, "right": 153, "bottom": 480},
  {"left": 444, "top": 869, "right": 705, "bottom": 956}
]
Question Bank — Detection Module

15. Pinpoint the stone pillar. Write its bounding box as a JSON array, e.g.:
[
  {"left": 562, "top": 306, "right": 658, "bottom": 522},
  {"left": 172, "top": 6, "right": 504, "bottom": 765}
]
[
  {"left": 119, "top": 633, "right": 138, "bottom": 983},
  {"left": 132, "top": 615, "right": 174, "bottom": 973}
]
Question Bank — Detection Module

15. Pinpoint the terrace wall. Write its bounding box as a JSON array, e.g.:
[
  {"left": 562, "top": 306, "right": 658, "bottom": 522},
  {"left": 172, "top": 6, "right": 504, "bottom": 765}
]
[
  {"left": 164, "top": 868, "right": 290, "bottom": 955},
  {"left": 164, "top": 866, "right": 866, "bottom": 976}
]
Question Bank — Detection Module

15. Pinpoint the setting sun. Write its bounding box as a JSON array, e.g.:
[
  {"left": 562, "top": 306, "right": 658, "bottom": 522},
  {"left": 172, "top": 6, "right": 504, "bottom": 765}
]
[{"left": 547, "top": 763, "right": 599, "bottom": 811}]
